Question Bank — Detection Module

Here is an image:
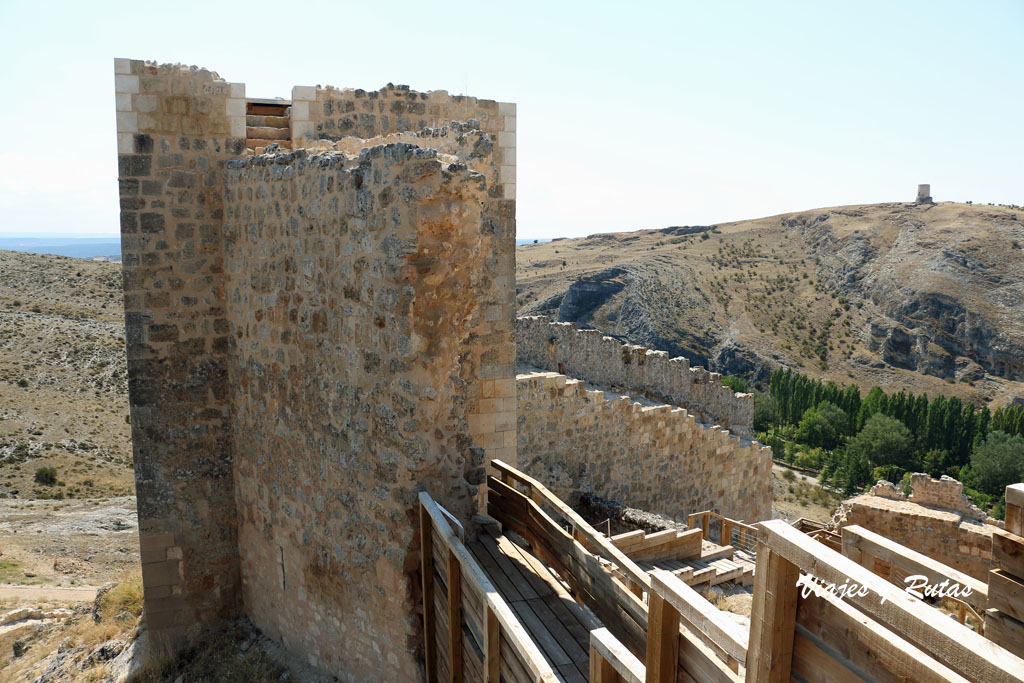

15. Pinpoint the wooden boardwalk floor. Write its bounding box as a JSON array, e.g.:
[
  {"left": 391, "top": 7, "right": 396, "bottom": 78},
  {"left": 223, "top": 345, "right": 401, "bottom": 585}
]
[{"left": 469, "top": 534, "right": 603, "bottom": 683}]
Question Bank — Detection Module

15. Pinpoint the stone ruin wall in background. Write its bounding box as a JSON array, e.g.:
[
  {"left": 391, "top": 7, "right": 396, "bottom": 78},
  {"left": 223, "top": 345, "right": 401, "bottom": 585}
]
[
  {"left": 516, "top": 316, "right": 754, "bottom": 436},
  {"left": 832, "top": 474, "right": 998, "bottom": 582},
  {"left": 516, "top": 371, "right": 772, "bottom": 523},
  {"left": 116, "top": 58, "right": 516, "bottom": 681}
]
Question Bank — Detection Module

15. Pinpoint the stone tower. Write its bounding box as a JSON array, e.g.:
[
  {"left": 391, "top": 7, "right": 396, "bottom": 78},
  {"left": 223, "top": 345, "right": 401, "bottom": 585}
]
[
  {"left": 917, "top": 183, "right": 932, "bottom": 203},
  {"left": 114, "top": 58, "right": 516, "bottom": 680}
]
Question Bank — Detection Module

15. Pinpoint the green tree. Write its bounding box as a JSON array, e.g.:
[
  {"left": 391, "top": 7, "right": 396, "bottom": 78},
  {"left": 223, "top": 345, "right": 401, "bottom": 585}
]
[
  {"left": 857, "top": 386, "right": 888, "bottom": 431},
  {"left": 794, "top": 401, "right": 848, "bottom": 450},
  {"left": 968, "top": 431, "right": 1024, "bottom": 496},
  {"left": 847, "top": 413, "right": 916, "bottom": 471},
  {"left": 753, "top": 391, "right": 776, "bottom": 432}
]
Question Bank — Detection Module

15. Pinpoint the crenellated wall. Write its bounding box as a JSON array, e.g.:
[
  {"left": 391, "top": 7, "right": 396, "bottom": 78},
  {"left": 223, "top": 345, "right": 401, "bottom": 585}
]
[
  {"left": 516, "top": 316, "right": 754, "bottom": 436},
  {"left": 515, "top": 371, "right": 772, "bottom": 523}
]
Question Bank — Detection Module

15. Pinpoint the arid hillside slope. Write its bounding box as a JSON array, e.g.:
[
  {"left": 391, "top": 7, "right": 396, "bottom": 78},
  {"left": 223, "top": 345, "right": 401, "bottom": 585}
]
[
  {"left": 0, "top": 250, "right": 132, "bottom": 501},
  {"left": 518, "top": 202, "right": 1024, "bottom": 406}
]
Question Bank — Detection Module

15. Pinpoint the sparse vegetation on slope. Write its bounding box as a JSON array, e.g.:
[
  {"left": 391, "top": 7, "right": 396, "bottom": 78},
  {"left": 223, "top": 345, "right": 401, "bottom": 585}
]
[{"left": 517, "top": 202, "right": 1024, "bottom": 409}]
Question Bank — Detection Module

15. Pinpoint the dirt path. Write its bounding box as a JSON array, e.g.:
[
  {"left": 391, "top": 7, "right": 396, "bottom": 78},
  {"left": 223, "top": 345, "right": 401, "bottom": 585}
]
[{"left": 0, "top": 585, "right": 98, "bottom": 602}]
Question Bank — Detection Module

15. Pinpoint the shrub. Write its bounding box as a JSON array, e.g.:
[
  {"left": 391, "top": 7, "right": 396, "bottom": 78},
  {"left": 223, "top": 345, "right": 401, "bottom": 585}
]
[
  {"left": 16, "top": 378, "right": 28, "bottom": 388},
  {"left": 34, "top": 467, "right": 57, "bottom": 486}
]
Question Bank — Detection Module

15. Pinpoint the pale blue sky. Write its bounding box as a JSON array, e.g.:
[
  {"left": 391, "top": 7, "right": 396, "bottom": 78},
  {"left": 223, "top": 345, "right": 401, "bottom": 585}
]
[{"left": 0, "top": 1, "right": 1020, "bottom": 239}]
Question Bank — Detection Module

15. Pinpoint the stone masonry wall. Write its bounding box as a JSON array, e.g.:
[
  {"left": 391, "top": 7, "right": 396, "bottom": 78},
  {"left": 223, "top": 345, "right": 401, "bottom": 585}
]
[
  {"left": 516, "top": 371, "right": 772, "bottom": 523},
  {"left": 833, "top": 475, "right": 997, "bottom": 582},
  {"left": 117, "top": 58, "right": 517, "bottom": 680},
  {"left": 516, "top": 316, "right": 754, "bottom": 436},
  {"left": 291, "top": 84, "right": 518, "bottom": 467},
  {"left": 115, "top": 59, "right": 247, "bottom": 643},
  {"left": 222, "top": 144, "right": 500, "bottom": 681}
]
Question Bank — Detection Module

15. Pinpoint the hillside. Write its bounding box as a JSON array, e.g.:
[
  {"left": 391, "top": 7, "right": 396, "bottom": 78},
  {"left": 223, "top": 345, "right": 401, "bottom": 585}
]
[
  {"left": 517, "top": 201, "right": 1024, "bottom": 406},
  {"left": 0, "top": 250, "right": 132, "bottom": 501}
]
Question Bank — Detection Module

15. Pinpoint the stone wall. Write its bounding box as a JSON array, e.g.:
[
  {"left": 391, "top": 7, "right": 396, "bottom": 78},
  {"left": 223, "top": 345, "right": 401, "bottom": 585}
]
[
  {"left": 291, "top": 84, "right": 518, "bottom": 467},
  {"left": 516, "top": 316, "right": 754, "bottom": 436},
  {"left": 833, "top": 474, "right": 997, "bottom": 581},
  {"left": 223, "top": 144, "right": 500, "bottom": 680},
  {"left": 515, "top": 371, "right": 772, "bottom": 523},
  {"left": 115, "top": 59, "right": 247, "bottom": 643}
]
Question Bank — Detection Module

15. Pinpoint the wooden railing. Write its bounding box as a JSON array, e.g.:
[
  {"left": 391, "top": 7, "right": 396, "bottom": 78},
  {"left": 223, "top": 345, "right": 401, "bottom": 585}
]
[
  {"left": 840, "top": 524, "right": 988, "bottom": 614},
  {"left": 589, "top": 628, "right": 646, "bottom": 683},
  {"left": 489, "top": 460, "right": 743, "bottom": 682},
  {"left": 419, "top": 491, "right": 558, "bottom": 682},
  {"left": 686, "top": 511, "right": 758, "bottom": 554},
  {"left": 748, "top": 519, "right": 1024, "bottom": 682}
]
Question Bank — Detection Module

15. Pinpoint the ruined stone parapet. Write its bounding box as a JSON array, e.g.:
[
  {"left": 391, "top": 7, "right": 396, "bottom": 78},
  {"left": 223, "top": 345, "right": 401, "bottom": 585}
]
[
  {"left": 515, "top": 371, "right": 771, "bottom": 523},
  {"left": 291, "top": 83, "right": 516, "bottom": 201},
  {"left": 907, "top": 473, "right": 987, "bottom": 521},
  {"left": 516, "top": 316, "right": 754, "bottom": 436},
  {"left": 868, "top": 480, "right": 906, "bottom": 500}
]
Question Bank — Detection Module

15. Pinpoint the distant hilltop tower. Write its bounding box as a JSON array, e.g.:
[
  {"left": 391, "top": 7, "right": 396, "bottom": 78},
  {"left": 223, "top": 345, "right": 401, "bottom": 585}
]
[{"left": 916, "top": 183, "right": 933, "bottom": 204}]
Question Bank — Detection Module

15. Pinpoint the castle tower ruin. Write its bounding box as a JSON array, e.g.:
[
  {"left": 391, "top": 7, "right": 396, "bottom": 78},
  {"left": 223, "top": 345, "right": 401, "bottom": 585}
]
[{"left": 114, "top": 58, "right": 516, "bottom": 680}]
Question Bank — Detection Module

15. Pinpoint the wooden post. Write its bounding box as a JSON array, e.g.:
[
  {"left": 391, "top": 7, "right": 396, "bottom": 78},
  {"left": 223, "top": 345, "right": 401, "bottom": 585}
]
[
  {"left": 746, "top": 537, "right": 799, "bottom": 682},
  {"left": 645, "top": 591, "right": 680, "bottom": 683},
  {"left": 484, "top": 604, "right": 499, "bottom": 682},
  {"left": 590, "top": 645, "right": 619, "bottom": 683},
  {"left": 1006, "top": 484, "right": 1024, "bottom": 537},
  {"left": 446, "top": 547, "right": 463, "bottom": 683},
  {"left": 701, "top": 513, "right": 710, "bottom": 540},
  {"left": 722, "top": 520, "right": 734, "bottom": 548},
  {"left": 420, "top": 503, "right": 438, "bottom": 683}
]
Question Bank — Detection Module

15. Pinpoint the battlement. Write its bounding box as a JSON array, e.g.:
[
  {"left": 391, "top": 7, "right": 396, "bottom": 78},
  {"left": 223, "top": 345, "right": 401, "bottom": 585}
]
[{"left": 516, "top": 315, "right": 754, "bottom": 435}]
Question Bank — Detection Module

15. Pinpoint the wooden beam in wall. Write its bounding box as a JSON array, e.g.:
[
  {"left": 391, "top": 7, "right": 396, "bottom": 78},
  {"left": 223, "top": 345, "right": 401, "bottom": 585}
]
[
  {"left": 446, "top": 547, "right": 463, "bottom": 683},
  {"left": 645, "top": 591, "right": 681, "bottom": 683}
]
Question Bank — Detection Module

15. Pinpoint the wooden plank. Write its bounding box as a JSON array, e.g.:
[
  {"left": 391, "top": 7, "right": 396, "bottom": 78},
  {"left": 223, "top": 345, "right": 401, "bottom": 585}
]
[
  {"left": 791, "top": 630, "right": 862, "bottom": 683},
  {"left": 447, "top": 547, "right": 464, "bottom": 683},
  {"left": 421, "top": 502, "right": 439, "bottom": 683},
  {"left": 631, "top": 528, "right": 704, "bottom": 562},
  {"left": 1006, "top": 484, "right": 1024, "bottom": 538},
  {"left": 483, "top": 605, "right": 499, "bottom": 682},
  {"left": 591, "top": 628, "right": 646, "bottom": 683},
  {"left": 646, "top": 591, "right": 680, "bottom": 683},
  {"left": 701, "top": 545, "right": 736, "bottom": 562},
  {"left": 651, "top": 569, "right": 748, "bottom": 667},
  {"left": 469, "top": 542, "right": 525, "bottom": 603},
  {"left": 589, "top": 647, "right": 619, "bottom": 683},
  {"left": 989, "top": 569, "right": 1024, "bottom": 622},
  {"left": 796, "top": 579, "right": 968, "bottom": 682},
  {"left": 616, "top": 529, "right": 678, "bottom": 553},
  {"left": 508, "top": 600, "right": 573, "bottom": 667},
  {"left": 493, "top": 534, "right": 553, "bottom": 598},
  {"left": 985, "top": 608, "right": 1024, "bottom": 657},
  {"left": 610, "top": 529, "right": 646, "bottom": 546},
  {"left": 841, "top": 525, "right": 988, "bottom": 612},
  {"left": 480, "top": 534, "right": 540, "bottom": 600},
  {"left": 760, "top": 518, "right": 1024, "bottom": 683},
  {"left": 745, "top": 540, "right": 799, "bottom": 683},
  {"left": 526, "top": 597, "right": 589, "bottom": 666},
  {"left": 556, "top": 662, "right": 588, "bottom": 683},
  {"left": 994, "top": 527, "right": 1024, "bottom": 580}
]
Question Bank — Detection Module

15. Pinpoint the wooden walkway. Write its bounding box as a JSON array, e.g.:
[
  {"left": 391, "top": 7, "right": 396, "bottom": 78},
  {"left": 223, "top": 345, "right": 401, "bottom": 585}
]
[{"left": 468, "top": 533, "right": 602, "bottom": 683}]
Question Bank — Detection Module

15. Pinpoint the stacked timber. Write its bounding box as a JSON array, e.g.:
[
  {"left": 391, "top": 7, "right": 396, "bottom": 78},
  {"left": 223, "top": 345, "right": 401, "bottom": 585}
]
[{"left": 987, "top": 483, "right": 1024, "bottom": 655}]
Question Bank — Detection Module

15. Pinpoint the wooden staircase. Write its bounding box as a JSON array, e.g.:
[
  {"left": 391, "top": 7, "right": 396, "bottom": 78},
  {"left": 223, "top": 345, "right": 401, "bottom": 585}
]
[
  {"left": 606, "top": 528, "right": 755, "bottom": 588},
  {"left": 245, "top": 99, "right": 291, "bottom": 154}
]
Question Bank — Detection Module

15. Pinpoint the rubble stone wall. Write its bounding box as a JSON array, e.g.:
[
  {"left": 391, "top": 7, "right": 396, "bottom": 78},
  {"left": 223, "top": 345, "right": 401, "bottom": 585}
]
[
  {"left": 515, "top": 371, "right": 772, "bottom": 523},
  {"left": 516, "top": 316, "right": 754, "bottom": 435},
  {"left": 115, "top": 58, "right": 247, "bottom": 643},
  {"left": 834, "top": 475, "right": 997, "bottom": 581},
  {"left": 221, "top": 144, "right": 503, "bottom": 681}
]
